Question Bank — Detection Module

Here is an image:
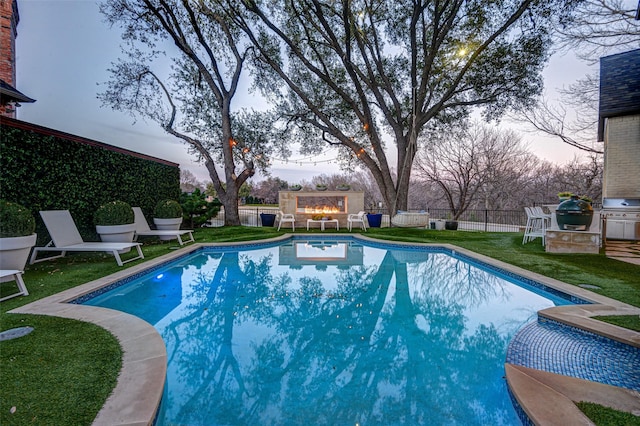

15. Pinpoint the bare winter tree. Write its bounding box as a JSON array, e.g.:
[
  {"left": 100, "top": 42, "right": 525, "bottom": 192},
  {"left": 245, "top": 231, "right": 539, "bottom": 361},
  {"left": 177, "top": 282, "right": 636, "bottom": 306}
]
[
  {"left": 515, "top": 0, "right": 640, "bottom": 153},
  {"left": 180, "top": 169, "right": 203, "bottom": 193},
  {"left": 350, "top": 170, "right": 385, "bottom": 211},
  {"left": 555, "top": 0, "right": 640, "bottom": 62},
  {"left": 551, "top": 154, "right": 604, "bottom": 200},
  {"left": 414, "top": 122, "right": 535, "bottom": 219},
  {"left": 515, "top": 160, "right": 561, "bottom": 206},
  {"left": 251, "top": 177, "right": 289, "bottom": 204},
  {"left": 517, "top": 77, "right": 603, "bottom": 154}
]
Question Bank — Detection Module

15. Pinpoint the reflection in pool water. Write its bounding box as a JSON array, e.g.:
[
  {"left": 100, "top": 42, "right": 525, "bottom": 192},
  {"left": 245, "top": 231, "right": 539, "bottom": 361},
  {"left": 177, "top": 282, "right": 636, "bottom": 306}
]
[
  {"left": 294, "top": 241, "right": 348, "bottom": 259},
  {"left": 84, "top": 238, "right": 574, "bottom": 425}
]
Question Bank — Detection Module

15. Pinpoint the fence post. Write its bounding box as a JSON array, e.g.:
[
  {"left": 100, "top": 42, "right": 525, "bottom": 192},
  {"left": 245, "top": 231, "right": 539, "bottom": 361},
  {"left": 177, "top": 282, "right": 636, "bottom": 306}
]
[{"left": 484, "top": 209, "right": 488, "bottom": 232}]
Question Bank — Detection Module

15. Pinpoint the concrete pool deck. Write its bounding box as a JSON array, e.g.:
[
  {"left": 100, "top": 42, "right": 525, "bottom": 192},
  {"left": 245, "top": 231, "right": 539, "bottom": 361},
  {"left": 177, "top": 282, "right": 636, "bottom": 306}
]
[{"left": 9, "top": 234, "right": 640, "bottom": 425}]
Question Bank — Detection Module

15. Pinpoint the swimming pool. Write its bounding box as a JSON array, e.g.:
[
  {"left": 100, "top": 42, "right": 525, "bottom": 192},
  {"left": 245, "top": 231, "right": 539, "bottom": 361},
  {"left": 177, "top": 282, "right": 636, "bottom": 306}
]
[{"left": 81, "top": 237, "right": 581, "bottom": 425}]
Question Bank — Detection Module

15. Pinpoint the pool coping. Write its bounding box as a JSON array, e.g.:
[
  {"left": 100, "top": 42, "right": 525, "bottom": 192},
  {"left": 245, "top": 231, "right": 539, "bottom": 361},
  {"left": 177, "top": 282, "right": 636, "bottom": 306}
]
[{"left": 9, "top": 233, "right": 640, "bottom": 425}]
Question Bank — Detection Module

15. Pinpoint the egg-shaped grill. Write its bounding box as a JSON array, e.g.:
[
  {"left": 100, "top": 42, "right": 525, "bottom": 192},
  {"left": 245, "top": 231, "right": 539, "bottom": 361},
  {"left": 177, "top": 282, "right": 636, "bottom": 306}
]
[{"left": 556, "top": 196, "right": 594, "bottom": 231}]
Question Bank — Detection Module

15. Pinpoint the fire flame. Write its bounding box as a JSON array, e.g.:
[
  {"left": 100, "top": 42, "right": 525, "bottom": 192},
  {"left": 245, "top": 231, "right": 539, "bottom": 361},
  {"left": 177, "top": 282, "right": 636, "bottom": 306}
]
[{"left": 303, "top": 205, "right": 341, "bottom": 214}]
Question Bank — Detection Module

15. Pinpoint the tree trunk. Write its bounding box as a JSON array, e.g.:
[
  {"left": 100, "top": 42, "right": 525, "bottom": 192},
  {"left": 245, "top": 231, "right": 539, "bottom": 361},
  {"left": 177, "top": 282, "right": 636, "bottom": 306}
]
[{"left": 219, "top": 193, "right": 241, "bottom": 226}]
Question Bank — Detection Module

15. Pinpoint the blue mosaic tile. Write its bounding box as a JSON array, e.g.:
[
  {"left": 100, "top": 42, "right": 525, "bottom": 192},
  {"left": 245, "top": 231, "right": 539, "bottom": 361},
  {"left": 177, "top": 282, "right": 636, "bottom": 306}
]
[
  {"left": 507, "top": 319, "right": 640, "bottom": 391},
  {"left": 508, "top": 389, "right": 534, "bottom": 426}
]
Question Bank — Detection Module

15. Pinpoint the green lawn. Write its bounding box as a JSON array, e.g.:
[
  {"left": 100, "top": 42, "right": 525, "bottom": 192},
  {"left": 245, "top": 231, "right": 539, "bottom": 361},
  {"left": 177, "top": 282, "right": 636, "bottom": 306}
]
[
  {"left": 577, "top": 402, "right": 640, "bottom": 426},
  {"left": 593, "top": 315, "right": 640, "bottom": 332},
  {"left": 1, "top": 227, "right": 638, "bottom": 425}
]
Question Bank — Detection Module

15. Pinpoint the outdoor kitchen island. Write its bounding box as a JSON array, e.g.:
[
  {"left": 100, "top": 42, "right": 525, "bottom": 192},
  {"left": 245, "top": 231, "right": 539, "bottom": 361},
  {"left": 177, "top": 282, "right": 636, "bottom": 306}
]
[{"left": 545, "top": 220, "right": 602, "bottom": 254}]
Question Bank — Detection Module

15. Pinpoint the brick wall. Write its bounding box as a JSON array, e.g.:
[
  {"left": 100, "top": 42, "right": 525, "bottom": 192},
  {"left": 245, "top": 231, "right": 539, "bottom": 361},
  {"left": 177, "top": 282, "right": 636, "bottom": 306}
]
[
  {"left": 603, "top": 115, "right": 640, "bottom": 198},
  {"left": 0, "top": 0, "right": 17, "bottom": 85},
  {"left": 0, "top": 0, "right": 18, "bottom": 117}
]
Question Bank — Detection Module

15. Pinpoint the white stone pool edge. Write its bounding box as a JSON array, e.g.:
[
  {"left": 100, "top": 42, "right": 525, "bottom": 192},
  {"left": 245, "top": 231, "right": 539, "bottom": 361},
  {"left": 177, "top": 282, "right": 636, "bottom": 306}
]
[{"left": 9, "top": 233, "right": 640, "bottom": 426}]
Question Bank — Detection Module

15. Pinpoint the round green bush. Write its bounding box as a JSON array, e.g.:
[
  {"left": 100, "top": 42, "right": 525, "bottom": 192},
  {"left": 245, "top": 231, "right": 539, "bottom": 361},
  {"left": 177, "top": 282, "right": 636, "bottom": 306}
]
[
  {"left": 154, "top": 199, "right": 183, "bottom": 218},
  {"left": 0, "top": 200, "right": 36, "bottom": 238},
  {"left": 94, "top": 201, "right": 134, "bottom": 226}
]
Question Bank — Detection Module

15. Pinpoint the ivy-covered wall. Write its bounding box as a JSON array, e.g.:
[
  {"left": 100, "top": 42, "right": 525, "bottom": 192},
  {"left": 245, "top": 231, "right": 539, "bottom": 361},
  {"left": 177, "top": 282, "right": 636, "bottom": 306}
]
[{"left": 0, "top": 118, "right": 181, "bottom": 243}]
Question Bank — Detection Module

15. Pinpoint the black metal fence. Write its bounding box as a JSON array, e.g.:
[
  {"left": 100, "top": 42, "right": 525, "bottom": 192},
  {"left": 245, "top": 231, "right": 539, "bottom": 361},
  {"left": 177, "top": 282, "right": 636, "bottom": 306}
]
[
  {"left": 366, "top": 208, "right": 526, "bottom": 232},
  {"left": 208, "top": 206, "right": 530, "bottom": 232}
]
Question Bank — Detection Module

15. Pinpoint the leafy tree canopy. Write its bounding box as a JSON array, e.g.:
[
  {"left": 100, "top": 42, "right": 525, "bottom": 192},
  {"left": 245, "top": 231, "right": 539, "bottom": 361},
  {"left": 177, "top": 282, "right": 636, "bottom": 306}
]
[
  {"left": 231, "top": 0, "right": 579, "bottom": 211},
  {"left": 98, "top": 0, "right": 289, "bottom": 225}
]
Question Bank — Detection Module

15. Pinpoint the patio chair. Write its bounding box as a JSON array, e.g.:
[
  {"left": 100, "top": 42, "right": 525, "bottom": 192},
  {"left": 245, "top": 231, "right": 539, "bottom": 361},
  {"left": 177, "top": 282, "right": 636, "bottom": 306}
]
[
  {"left": 522, "top": 207, "right": 546, "bottom": 245},
  {"left": 347, "top": 211, "right": 368, "bottom": 231},
  {"left": 0, "top": 269, "right": 29, "bottom": 302},
  {"left": 277, "top": 210, "right": 295, "bottom": 231},
  {"left": 132, "top": 207, "right": 194, "bottom": 246},
  {"left": 30, "top": 210, "right": 144, "bottom": 267},
  {"left": 533, "top": 206, "right": 553, "bottom": 228}
]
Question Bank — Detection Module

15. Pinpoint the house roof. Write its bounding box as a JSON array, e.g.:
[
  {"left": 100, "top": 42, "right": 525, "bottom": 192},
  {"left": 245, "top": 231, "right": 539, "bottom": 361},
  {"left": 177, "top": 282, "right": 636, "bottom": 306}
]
[
  {"left": 0, "top": 79, "right": 36, "bottom": 104},
  {"left": 598, "top": 49, "right": 640, "bottom": 141}
]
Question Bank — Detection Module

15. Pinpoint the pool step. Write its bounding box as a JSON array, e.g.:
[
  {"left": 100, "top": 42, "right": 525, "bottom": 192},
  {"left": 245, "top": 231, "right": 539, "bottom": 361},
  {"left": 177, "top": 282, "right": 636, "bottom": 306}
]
[{"left": 506, "top": 319, "right": 640, "bottom": 391}]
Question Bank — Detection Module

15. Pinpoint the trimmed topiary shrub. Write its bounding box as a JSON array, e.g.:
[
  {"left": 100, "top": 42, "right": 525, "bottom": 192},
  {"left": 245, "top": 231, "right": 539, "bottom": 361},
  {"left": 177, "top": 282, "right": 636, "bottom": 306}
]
[
  {"left": 94, "top": 201, "right": 134, "bottom": 226},
  {"left": 154, "top": 199, "right": 183, "bottom": 218},
  {"left": 0, "top": 200, "right": 36, "bottom": 238}
]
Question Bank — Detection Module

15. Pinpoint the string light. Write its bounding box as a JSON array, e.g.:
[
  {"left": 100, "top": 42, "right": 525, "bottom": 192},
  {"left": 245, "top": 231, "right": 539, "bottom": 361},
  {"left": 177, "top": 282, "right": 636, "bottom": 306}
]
[
  {"left": 235, "top": 145, "right": 371, "bottom": 166},
  {"left": 267, "top": 154, "right": 341, "bottom": 166}
]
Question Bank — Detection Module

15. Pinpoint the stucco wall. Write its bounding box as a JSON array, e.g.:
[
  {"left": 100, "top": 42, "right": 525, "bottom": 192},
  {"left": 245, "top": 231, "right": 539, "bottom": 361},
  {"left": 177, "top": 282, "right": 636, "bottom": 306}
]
[{"left": 278, "top": 191, "right": 364, "bottom": 227}]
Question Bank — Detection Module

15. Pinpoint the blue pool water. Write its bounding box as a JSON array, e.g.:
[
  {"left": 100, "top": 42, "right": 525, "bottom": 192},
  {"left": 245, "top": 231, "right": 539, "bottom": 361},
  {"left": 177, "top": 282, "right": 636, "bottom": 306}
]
[{"left": 82, "top": 237, "right": 578, "bottom": 425}]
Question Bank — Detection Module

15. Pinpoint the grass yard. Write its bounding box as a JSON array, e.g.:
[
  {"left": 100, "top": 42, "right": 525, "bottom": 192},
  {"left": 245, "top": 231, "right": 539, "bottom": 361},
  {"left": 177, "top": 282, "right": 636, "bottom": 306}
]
[
  {"left": 1, "top": 226, "right": 638, "bottom": 425},
  {"left": 577, "top": 401, "right": 640, "bottom": 426}
]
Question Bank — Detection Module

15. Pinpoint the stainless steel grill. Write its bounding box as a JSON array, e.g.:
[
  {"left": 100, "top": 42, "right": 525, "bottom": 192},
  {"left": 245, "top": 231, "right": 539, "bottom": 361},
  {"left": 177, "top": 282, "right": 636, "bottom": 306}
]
[{"left": 601, "top": 198, "right": 640, "bottom": 240}]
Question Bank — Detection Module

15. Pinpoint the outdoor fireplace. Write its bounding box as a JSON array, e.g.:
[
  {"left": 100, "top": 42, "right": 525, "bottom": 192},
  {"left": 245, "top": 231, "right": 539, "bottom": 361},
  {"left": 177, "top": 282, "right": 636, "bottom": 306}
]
[
  {"left": 295, "top": 195, "right": 347, "bottom": 214},
  {"left": 278, "top": 190, "right": 364, "bottom": 226}
]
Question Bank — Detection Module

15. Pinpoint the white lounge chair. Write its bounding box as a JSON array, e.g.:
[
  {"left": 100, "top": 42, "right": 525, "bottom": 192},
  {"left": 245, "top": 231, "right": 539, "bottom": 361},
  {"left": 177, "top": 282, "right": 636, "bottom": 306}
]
[
  {"left": 277, "top": 210, "right": 295, "bottom": 231},
  {"left": 0, "top": 269, "right": 29, "bottom": 302},
  {"left": 30, "top": 210, "right": 144, "bottom": 267},
  {"left": 347, "top": 211, "right": 367, "bottom": 231},
  {"left": 132, "top": 207, "right": 194, "bottom": 246}
]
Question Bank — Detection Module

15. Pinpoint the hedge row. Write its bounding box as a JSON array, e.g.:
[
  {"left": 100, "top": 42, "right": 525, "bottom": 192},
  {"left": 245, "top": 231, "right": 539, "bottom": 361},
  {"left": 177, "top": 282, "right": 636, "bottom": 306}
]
[{"left": 0, "top": 123, "right": 180, "bottom": 244}]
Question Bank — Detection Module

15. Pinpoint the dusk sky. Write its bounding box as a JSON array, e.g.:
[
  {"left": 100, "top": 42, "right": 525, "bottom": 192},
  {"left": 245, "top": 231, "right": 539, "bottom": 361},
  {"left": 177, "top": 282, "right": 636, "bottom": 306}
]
[{"left": 15, "top": 0, "right": 597, "bottom": 185}]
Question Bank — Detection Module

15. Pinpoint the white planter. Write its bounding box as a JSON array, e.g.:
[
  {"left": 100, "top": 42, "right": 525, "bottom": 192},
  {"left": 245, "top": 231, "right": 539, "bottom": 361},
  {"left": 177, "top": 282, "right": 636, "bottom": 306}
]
[
  {"left": 0, "top": 233, "right": 37, "bottom": 281},
  {"left": 153, "top": 217, "right": 183, "bottom": 240},
  {"left": 96, "top": 224, "right": 136, "bottom": 252}
]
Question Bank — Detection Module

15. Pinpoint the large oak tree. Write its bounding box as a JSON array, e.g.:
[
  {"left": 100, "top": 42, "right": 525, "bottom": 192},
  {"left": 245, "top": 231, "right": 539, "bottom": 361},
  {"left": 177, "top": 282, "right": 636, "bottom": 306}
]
[
  {"left": 99, "top": 0, "right": 285, "bottom": 225},
  {"left": 230, "top": 0, "right": 580, "bottom": 212}
]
